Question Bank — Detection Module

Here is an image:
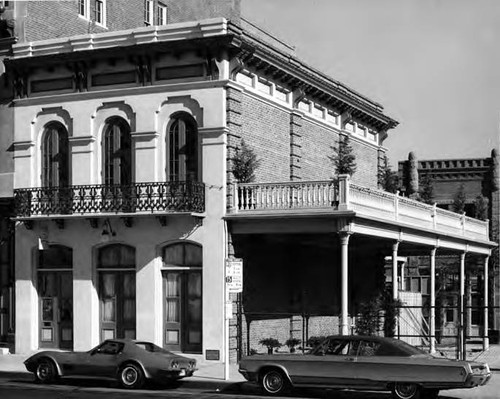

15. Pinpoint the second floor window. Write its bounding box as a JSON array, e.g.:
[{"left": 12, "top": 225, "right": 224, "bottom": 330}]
[
  {"left": 144, "top": 0, "right": 154, "bottom": 25},
  {"left": 167, "top": 114, "right": 198, "bottom": 182},
  {"left": 78, "top": 0, "right": 88, "bottom": 18},
  {"left": 95, "top": 0, "right": 105, "bottom": 26},
  {"left": 158, "top": 3, "right": 167, "bottom": 25},
  {"left": 41, "top": 123, "right": 69, "bottom": 188},
  {"left": 103, "top": 118, "right": 132, "bottom": 186}
]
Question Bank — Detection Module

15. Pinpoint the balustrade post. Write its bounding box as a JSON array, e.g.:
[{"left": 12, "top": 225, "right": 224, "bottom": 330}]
[
  {"left": 338, "top": 174, "right": 350, "bottom": 211},
  {"left": 461, "top": 212, "right": 466, "bottom": 235},
  {"left": 233, "top": 182, "right": 239, "bottom": 213},
  {"left": 394, "top": 190, "right": 399, "bottom": 221},
  {"left": 432, "top": 203, "right": 437, "bottom": 229}
]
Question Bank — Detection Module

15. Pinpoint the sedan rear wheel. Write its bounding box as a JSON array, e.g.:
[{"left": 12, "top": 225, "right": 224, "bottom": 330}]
[
  {"left": 119, "top": 363, "right": 145, "bottom": 389},
  {"left": 35, "top": 359, "right": 57, "bottom": 383},
  {"left": 261, "top": 369, "right": 289, "bottom": 396},
  {"left": 393, "top": 382, "right": 421, "bottom": 399}
]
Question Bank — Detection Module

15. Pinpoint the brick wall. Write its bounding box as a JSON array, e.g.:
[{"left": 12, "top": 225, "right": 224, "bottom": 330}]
[
  {"left": 163, "top": 0, "right": 240, "bottom": 24},
  {"left": 299, "top": 119, "right": 338, "bottom": 181},
  {"left": 351, "top": 139, "right": 379, "bottom": 188},
  {"left": 240, "top": 95, "right": 290, "bottom": 182},
  {"left": 24, "top": 0, "right": 144, "bottom": 42}
]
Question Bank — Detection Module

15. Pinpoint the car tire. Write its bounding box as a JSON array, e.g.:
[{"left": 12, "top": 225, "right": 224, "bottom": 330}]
[
  {"left": 261, "top": 368, "right": 290, "bottom": 396},
  {"left": 119, "top": 363, "right": 145, "bottom": 389},
  {"left": 393, "top": 382, "right": 421, "bottom": 399},
  {"left": 35, "top": 358, "right": 57, "bottom": 384}
]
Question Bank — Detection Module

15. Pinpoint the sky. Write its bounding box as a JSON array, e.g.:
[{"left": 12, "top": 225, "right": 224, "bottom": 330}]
[{"left": 242, "top": 0, "right": 500, "bottom": 167}]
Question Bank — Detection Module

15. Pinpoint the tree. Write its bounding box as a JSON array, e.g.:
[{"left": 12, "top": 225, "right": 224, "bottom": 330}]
[
  {"left": 473, "top": 195, "right": 489, "bottom": 221},
  {"left": 331, "top": 135, "right": 357, "bottom": 176},
  {"left": 452, "top": 184, "right": 467, "bottom": 214},
  {"left": 406, "top": 151, "right": 419, "bottom": 198},
  {"left": 232, "top": 140, "right": 261, "bottom": 183},
  {"left": 355, "top": 296, "right": 381, "bottom": 336},
  {"left": 378, "top": 155, "right": 399, "bottom": 193},
  {"left": 418, "top": 174, "right": 434, "bottom": 204}
]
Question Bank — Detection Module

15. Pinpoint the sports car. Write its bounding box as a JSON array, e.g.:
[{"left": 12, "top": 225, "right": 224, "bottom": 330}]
[
  {"left": 238, "top": 335, "right": 491, "bottom": 398},
  {"left": 24, "top": 339, "right": 197, "bottom": 389}
]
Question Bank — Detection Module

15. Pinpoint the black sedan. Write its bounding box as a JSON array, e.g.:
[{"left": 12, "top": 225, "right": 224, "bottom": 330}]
[
  {"left": 24, "top": 339, "right": 197, "bottom": 389},
  {"left": 239, "top": 335, "right": 491, "bottom": 399}
]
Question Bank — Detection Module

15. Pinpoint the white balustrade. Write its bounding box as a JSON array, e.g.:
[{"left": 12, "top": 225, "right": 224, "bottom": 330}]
[{"left": 233, "top": 178, "right": 490, "bottom": 241}]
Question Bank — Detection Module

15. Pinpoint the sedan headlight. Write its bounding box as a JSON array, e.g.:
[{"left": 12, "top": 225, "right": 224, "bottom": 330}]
[{"left": 170, "top": 360, "right": 179, "bottom": 369}]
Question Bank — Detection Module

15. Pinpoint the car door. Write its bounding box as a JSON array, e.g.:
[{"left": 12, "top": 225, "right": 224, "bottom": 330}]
[
  {"left": 351, "top": 339, "right": 398, "bottom": 389},
  {"left": 85, "top": 341, "right": 124, "bottom": 377},
  {"left": 291, "top": 337, "right": 360, "bottom": 387}
]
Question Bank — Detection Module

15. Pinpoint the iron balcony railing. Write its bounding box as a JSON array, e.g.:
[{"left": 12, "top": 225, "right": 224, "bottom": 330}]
[
  {"left": 14, "top": 181, "right": 205, "bottom": 217},
  {"left": 231, "top": 175, "right": 490, "bottom": 240}
]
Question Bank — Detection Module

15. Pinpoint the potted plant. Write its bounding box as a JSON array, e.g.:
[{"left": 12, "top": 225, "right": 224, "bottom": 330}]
[
  {"left": 259, "top": 338, "right": 281, "bottom": 354},
  {"left": 285, "top": 338, "right": 301, "bottom": 353}
]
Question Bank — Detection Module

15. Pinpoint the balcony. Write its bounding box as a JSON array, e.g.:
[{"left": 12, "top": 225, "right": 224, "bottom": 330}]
[
  {"left": 231, "top": 175, "right": 490, "bottom": 241},
  {"left": 14, "top": 181, "right": 205, "bottom": 218}
]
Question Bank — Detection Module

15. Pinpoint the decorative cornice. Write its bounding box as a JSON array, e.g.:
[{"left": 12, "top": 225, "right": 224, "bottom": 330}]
[
  {"left": 130, "top": 131, "right": 159, "bottom": 140},
  {"left": 237, "top": 34, "right": 399, "bottom": 132},
  {"left": 12, "top": 140, "right": 35, "bottom": 151},
  {"left": 68, "top": 135, "right": 95, "bottom": 146}
]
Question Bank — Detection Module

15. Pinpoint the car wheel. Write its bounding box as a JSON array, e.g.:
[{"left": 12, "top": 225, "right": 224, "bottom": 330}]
[
  {"left": 35, "top": 359, "right": 57, "bottom": 384},
  {"left": 119, "top": 363, "right": 145, "bottom": 389},
  {"left": 261, "top": 369, "right": 289, "bottom": 396},
  {"left": 393, "top": 382, "right": 421, "bottom": 399}
]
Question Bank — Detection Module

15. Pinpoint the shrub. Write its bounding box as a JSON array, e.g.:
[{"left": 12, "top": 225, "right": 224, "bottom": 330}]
[{"left": 259, "top": 338, "right": 282, "bottom": 354}]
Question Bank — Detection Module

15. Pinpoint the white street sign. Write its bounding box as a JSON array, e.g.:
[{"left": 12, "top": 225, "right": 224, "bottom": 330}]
[{"left": 225, "top": 258, "right": 243, "bottom": 293}]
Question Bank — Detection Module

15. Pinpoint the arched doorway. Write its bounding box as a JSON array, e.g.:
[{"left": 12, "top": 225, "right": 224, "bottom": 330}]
[
  {"left": 97, "top": 244, "right": 136, "bottom": 341},
  {"left": 37, "top": 245, "right": 73, "bottom": 349},
  {"left": 162, "top": 242, "right": 202, "bottom": 353}
]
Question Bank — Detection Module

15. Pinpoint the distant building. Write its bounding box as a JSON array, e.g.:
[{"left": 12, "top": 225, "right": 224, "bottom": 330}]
[{"left": 398, "top": 151, "right": 500, "bottom": 342}]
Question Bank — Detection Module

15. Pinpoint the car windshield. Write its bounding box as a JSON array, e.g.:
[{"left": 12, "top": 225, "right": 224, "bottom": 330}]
[{"left": 135, "top": 341, "right": 172, "bottom": 354}]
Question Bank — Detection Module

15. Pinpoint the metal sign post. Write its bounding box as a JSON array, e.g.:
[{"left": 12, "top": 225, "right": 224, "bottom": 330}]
[{"left": 224, "top": 258, "right": 243, "bottom": 380}]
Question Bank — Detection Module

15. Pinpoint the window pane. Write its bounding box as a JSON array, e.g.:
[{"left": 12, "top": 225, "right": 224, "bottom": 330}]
[
  {"left": 39, "top": 245, "right": 73, "bottom": 269},
  {"left": 98, "top": 244, "right": 135, "bottom": 268},
  {"left": 163, "top": 244, "right": 184, "bottom": 266},
  {"left": 185, "top": 244, "right": 202, "bottom": 266},
  {"left": 103, "top": 299, "right": 115, "bottom": 322},
  {"left": 101, "top": 273, "right": 116, "bottom": 297},
  {"left": 123, "top": 273, "right": 135, "bottom": 296},
  {"left": 123, "top": 299, "right": 135, "bottom": 322},
  {"left": 39, "top": 273, "right": 56, "bottom": 296}
]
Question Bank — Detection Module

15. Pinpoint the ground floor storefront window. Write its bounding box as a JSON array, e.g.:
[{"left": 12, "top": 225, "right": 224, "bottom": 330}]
[
  {"left": 97, "top": 244, "right": 136, "bottom": 341},
  {"left": 162, "top": 242, "right": 202, "bottom": 353},
  {"left": 38, "top": 245, "right": 73, "bottom": 349}
]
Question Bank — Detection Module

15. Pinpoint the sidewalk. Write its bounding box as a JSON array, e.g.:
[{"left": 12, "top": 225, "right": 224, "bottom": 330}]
[{"left": 0, "top": 351, "right": 246, "bottom": 389}]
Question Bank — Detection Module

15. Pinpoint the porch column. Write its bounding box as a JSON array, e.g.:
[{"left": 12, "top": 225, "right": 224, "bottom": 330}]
[
  {"left": 459, "top": 252, "right": 466, "bottom": 360},
  {"left": 430, "top": 247, "right": 437, "bottom": 354},
  {"left": 340, "top": 232, "right": 351, "bottom": 335},
  {"left": 392, "top": 242, "right": 400, "bottom": 300},
  {"left": 483, "top": 256, "right": 490, "bottom": 351}
]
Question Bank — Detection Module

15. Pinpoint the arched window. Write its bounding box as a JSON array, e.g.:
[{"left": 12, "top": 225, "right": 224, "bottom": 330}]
[
  {"left": 41, "top": 123, "right": 69, "bottom": 187},
  {"left": 103, "top": 117, "right": 132, "bottom": 186},
  {"left": 167, "top": 114, "right": 198, "bottom": 182}
]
